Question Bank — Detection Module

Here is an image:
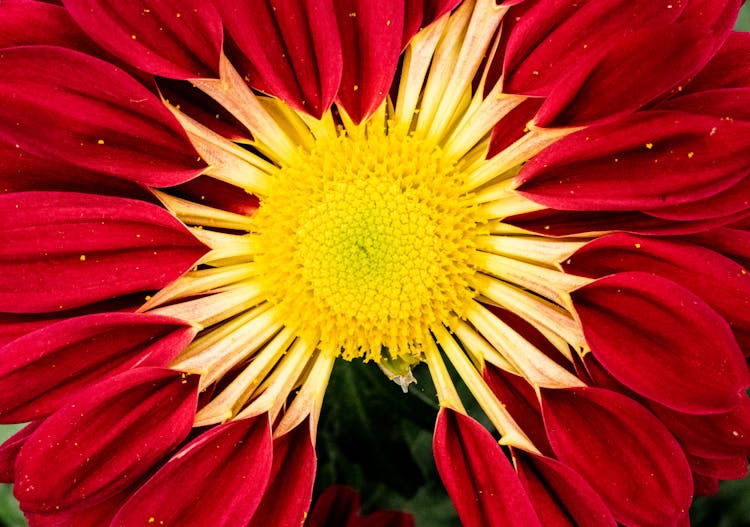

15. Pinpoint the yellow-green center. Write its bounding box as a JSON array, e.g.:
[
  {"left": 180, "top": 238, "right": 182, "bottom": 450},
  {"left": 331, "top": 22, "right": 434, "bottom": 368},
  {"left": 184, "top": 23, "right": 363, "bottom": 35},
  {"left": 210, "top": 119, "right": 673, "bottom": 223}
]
[{"left": 253, "top": 127, "right": 484, "bottom": 361}]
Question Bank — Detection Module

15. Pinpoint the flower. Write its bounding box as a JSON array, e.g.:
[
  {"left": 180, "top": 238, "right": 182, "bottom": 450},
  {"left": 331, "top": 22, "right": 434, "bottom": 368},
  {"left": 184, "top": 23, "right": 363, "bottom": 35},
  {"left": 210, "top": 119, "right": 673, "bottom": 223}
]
[{"left": 1, "top": 0, "right": 749, "bottom": 526}]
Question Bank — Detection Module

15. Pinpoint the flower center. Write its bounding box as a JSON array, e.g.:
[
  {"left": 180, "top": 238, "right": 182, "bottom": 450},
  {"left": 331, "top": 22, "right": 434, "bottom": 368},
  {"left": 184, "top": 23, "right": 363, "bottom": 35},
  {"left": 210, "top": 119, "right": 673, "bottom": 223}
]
[{"left": 253, "top": 126, "right": 485, "bottom": 362}]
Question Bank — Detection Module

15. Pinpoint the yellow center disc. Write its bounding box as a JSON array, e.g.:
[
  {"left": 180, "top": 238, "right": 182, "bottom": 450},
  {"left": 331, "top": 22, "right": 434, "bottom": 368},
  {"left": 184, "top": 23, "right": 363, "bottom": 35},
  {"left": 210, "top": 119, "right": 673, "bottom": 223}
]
[{"left": 253, "top": 127, "right": 485, "bottom": 361}]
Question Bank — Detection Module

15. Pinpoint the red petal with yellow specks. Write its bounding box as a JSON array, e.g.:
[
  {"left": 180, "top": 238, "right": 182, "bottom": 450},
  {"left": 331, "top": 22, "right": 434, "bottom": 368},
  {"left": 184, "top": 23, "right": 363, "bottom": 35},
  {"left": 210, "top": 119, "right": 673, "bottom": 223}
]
[
  {"left": 572, "top": 272, "right": 749, "bottom": 413},
  {"left": 517, "top": 111, "right": 750, "bottom": 211},
  {"left": 216, "top": 0, "right": 342, "bottom": 118},
  {"left": 62, "top": 0, "right": 222, "bottom": 78},
  {"left": 0, "top": 312, "right": 196, "bottom": 423},
  {"left": 0, "top": 46, "right": 206, "bottom": 186},
  {"left": 15, "top": 368, "right": 199, "bottom": 513},
  {"left": 110, "top": 415, "right": 273, "bottom": 527},
  {"left": 0, "top": 192, "right": 208, "bottom": 313}
]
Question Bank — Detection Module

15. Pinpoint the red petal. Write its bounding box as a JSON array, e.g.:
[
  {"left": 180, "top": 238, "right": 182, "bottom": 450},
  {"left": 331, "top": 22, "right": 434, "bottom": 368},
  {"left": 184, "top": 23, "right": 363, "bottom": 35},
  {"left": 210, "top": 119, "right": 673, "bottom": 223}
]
[
  {"left": 572, "top": 272, "right": 748, "bottom": 413},
  {"left": 62, "top": 0, "right": 222, "bottom": 78},
  {"left": 306, "top": 485, "right": 360, "bottom": 527},
  {"left": 0, "top": 138, "right": 154, "bottom": 198},
  {"left": 534, "top": 24, "right": 714, "bottom": 127},
  {"left": 0, "top": 312, "right": 196, "bottom": 423},
  {"left": 686, "top": 453, "right": 748, "bottom": 480},
  {"left": 334, "top": 0, "right": 404, "bottom": 123},
  {"left": 515, "top": 452, "right": 616, "bottom": 527},
  {"left": 15, "top": 367, "right": 199, "bottom": 513},
  {"left": 0, "top": 421, "right": 42, "bottom": 483},
  {"left": 686, "top": 31, "right": 750, "bottom": 92},
  {"left": 483, "top": 364, "right": 552, "bottom": 456},
  {"left": 433, "top": 409, "right": 542, "bottom": 527},
  {"left": 506, "top": 208, "right": 750, "bottom": 237},
  {"left": 649, "top": 396, "right": 750, "bottom": 459},
  {"left": 503, "top": 0, "right": 680, "bottom": 96},
  {"left": 111, "top": 415, "right": 273, "bottom": 527},
  {"left": 517, "top": 111, "right": 750, "bottom": 211},
  {"left": 26, "top": 489, "right": 131, "bottom": 527},
  {"left": 246, "top": 420, "right": 316, "bottom": 527},
  {"left": 0, "top": 46, "right": 205, "bottom": 186},
  {"left": 565, "top": 233, "right": 750, "bottom": 348},
  {"left": 401, "top": 0, "right": 459, "bottom": 49},
  {"left": 658, "top": 88, "right": 750, "bottom": 122},
  {"left": 541, "top": 387, "right": 693, "bottom": 527},
  {"left": 0, "top": 0, "right": 100, "bottom": 54},
  {"left": 693, "top": 473, "right": 719, "bottom": 497},
  {"left": 216, "top": 0, "right": 342, "bottom": 119},
  {"left": 361, "top": 511, "right": 415, "bottom": 527},
  {"left": 0, "top": 192, "right": 208, "bottom": 313},
  {"left": 172, "top": 175, "right": 260, "bottom": 217}
]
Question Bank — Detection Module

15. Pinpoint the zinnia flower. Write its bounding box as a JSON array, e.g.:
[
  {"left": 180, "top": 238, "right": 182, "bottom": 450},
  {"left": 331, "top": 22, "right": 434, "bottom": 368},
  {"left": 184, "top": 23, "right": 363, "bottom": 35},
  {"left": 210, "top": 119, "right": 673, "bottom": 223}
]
[{"left": 1, "top": 0, "right": 749, "bottom": 526}]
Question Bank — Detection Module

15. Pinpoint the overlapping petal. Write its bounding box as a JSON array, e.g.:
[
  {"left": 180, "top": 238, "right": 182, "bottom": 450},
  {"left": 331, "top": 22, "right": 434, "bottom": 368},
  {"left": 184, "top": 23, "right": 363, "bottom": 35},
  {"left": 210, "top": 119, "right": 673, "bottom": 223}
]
[
  {"left": 216, "top": 0, "right": 343, "bottom": 118},
  {"left": 515, "top": 452, "right": 617, "bottom": 527},
  {"left": 247, "top": 420, "right": 316, "bottom": 527},
  {"left": 0, "top": 312, "right": 197, "bottom": 422},
  {"left": 14, "top": 367, "right": 199, "bottom": 513},
  {"left": 0, "top": 46, "right": 206, "bottom": 185},
  {"left": 516, "top": 111, "right": 750, "bottom": 211},
  {"left": 0, "top": 192, "right": 208, "bottom": 313},
  {"left": 541, "top": 387, "right": 693, "bottom": 527},
  {"left": 433, "top": 409, "right": 541, "bottom": 527},
  {"left": 111, "top": 415, "right": 273, "bottom": 527},
  {"left": 0, "top": 422, "right": 41, "bottom": 483},
  {"left": 62, "top": 0, "right": 222, "bottom": 78},
  {"left": 571, "top": 272, "right": 748, "bottom": 413}
]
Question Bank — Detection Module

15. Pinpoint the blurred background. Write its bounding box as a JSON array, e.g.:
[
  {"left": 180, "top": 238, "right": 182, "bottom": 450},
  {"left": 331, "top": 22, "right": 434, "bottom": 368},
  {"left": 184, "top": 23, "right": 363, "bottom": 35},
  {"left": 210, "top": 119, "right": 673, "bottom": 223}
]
[{"left": 1, "top": 4, "right": 749, "bottom": 526}]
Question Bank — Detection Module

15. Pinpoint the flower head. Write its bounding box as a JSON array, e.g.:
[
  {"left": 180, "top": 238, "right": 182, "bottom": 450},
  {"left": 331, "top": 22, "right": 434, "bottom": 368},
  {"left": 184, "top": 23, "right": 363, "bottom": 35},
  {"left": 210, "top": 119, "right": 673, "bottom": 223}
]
[{"left": 1, "top": 1, "right": 749, "bottom": 526}]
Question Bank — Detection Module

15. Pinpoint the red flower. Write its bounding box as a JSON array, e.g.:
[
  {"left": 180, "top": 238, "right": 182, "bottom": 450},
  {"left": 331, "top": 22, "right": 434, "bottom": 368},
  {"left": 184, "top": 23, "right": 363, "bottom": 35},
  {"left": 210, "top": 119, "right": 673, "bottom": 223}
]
[{"left": 1, "top": 1, "right": 749, "bottom": 526}]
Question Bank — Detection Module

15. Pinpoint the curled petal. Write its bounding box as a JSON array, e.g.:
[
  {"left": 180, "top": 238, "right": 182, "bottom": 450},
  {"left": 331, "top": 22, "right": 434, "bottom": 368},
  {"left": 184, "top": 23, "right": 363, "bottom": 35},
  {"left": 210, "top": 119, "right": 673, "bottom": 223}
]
[
  {"left": 111, "top": 415, "right": 273, "bottom": 527},
  {"left": 516, "top": 111, "right": 750, "bottom": 211},
  {"left": 247, "top": 420, "right": 316, "bottom": 527},
  {"left": 658, "top": 88, "right": 750, "bottom": 122},
  {"left": 541, "top": 387, "right": 693, "bottom": 527},
  {"left": 0, "top": 192, "right": 208, "bottom": 313},
  {"left": 0, "top": 46, "right": 206, "bottom": 186},
  {"left": 15, "top": 368, "right": 199, "bottom": 513},
  {"left": 62, "top": 0, "right": 222, "bottom": 78},
  {"left": 216, "top": 0, "right": 342, "bottom": 118},
  {"left": 334, "top": 0, "right": 405, "bottom": 123},
  {"left": 686, "top": 453, "right": 749, "bottom": 480},
  {"left": 0, "top": 421, "right": 42, "bottom": 483},
  {"left": 571, "top": 272, "right": 749, "bottom": 413},
  {"left": 0, "top": 312, "right": 196, "bottom": 423},
  {"left": 534, "top": 24, "right": 714, "bottom": 127},
  {"left": 433, "top": 409, "right": 542, "bottom": 527},
  {"left": 515, "top": 452, "right": 616, "bottom": 527}
]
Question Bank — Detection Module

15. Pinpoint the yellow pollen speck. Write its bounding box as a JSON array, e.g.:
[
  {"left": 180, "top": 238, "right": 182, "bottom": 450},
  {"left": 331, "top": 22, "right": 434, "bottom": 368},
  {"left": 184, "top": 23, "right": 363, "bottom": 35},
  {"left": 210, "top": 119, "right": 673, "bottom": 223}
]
[
  {"left": 145, "top": 295, "right": 152, "bottom": 301},
  {"left": 97, "top": 139, "right": 104, "bottom": 145},
  {"left": 131, "top": 34, "right": 137, "bottom": 40},
  {"left": 143, "top": 8, "right": 150, "bottom": 13},
  {"left": 349, "top": 11, "right": 357, "bottom": 17},
  {"left": 253, "top": 127, "right": 485, "bottom": 362},
  {"left": 634, "top": 243, "right": 641, "bottom": 249},
  {"left": 688, "top": 152, "right": 694, "bottom": 158},
  {"left": 645, "top": 143, "right": 654, "bottom": 149},
  {"left": 353, "top": 85, "right": 359, "bottom": 91},
  {"left": 583, "top": 43, "right": 588, "bottom": 49},
  {"left": 386, "top": 19, "right": 392, "bottom": 26},
  {"left": 176, "top": 12, "right": 181, "bottom": 17},
  {"left": 79, "top": 255, "right": 86, "bottom": 261},
  {"left": 148, "top": 518, "right": 155, "bottom": 524}
]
